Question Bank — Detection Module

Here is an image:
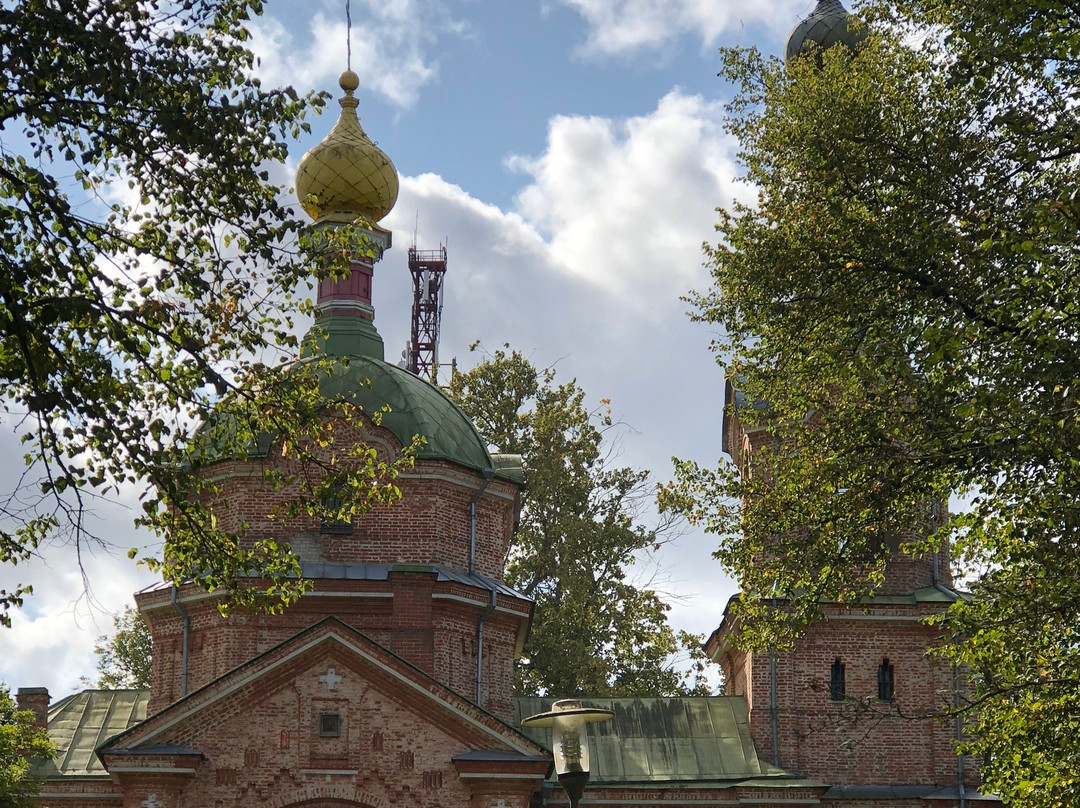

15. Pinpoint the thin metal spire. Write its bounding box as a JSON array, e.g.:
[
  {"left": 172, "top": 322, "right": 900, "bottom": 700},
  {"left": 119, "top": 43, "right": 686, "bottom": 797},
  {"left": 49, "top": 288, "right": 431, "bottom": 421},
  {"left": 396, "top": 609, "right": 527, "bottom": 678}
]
[{"left": 346, "top": 0, "right": 352, "bottom": 71}]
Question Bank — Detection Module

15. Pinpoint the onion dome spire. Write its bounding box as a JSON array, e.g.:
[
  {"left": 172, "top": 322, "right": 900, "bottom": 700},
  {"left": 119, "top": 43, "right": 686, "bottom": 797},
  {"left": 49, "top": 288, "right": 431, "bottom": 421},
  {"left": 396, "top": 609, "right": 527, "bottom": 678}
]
[
  {"left": 295, "top": 70, "right": 399, "bottom": 223},
  {"left": 296, "top": 70, "right": 399, "bottom": 361},
  {"left": 785, "top": 0, "right": 865, "bottom": 62}
]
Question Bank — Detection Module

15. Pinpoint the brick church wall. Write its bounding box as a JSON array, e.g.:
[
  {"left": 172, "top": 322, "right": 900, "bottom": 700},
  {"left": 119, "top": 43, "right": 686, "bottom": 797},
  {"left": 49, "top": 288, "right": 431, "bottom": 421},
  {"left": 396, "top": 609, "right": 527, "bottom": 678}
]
[
  {"left": 733, "top": 609, "right": 979, "bottom": 791},
  {"left": 140, "top": 582, "right": 528, "bottom": 724},
  {"left": 200, "top": 447, "right": 519, "bottom": 583},
  {"left": 138, "top": 411, "right": 529, "bottom": 719},
  {"left": 141, "top": 647, "right": 496, "bottom": 808}
]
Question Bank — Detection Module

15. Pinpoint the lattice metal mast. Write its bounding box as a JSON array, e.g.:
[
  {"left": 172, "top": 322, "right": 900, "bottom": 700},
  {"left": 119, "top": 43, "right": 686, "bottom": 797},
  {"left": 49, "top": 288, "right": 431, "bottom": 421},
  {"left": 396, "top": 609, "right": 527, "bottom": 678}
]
[{"left": 407, "top": 246, "right": 447, "bottom": 380}]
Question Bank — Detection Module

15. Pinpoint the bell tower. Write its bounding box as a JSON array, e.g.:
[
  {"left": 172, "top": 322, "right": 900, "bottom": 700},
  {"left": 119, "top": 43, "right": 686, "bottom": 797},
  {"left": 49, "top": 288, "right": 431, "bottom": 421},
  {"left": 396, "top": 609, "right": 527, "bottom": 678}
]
[
  {"left": 709, "top": 376, "right": 976, "bottom": 798},
  {"left": 704, "top": 4, "right": 981, "bottom": 801}
]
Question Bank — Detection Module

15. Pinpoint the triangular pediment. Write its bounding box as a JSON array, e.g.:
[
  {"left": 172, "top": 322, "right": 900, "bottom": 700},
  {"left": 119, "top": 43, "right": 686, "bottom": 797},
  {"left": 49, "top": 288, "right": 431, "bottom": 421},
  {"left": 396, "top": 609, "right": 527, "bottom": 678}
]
[{"left": 101, "top": 617, "right": 546, "bottom": 763}]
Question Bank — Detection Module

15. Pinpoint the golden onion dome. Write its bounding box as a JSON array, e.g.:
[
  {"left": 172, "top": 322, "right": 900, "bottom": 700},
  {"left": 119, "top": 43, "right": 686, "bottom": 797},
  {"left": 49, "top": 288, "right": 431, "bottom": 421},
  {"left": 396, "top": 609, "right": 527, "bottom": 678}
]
[{"left": 295, "top": 70, "right": 399, "bottom": 223}]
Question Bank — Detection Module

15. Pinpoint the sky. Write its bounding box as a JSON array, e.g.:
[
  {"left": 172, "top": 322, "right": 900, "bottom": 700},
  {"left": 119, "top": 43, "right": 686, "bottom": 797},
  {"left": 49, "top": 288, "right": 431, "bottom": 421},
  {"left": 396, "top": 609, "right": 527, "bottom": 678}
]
[{"left": 0, "top": 0, "right": 819, "bottom": 695}]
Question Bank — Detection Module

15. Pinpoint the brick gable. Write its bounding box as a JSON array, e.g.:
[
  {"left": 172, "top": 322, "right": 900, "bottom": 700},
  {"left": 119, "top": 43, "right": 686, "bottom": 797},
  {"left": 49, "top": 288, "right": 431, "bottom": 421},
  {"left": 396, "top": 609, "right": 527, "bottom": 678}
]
[{"left": 97, "top": 618, "right": 547, "bottom": 808}]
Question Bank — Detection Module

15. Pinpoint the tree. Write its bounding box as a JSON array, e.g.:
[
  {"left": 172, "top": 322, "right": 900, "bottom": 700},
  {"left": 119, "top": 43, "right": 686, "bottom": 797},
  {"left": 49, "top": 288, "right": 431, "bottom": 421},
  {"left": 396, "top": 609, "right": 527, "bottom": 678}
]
[
  {"left": 450, "top": 346, "right": 710, "bottom": 697},
  {"left": 0, "top": 685, "right": 54, "bottom": 808},
  {"left": 662, "top": 1, "right": 1080, "bottom": 803},
  {"left": 0, "top": 0, "right": 410, "bottom": 625},
  {"left": 89, "top": 606, "right": 153, "bottom": 690}
]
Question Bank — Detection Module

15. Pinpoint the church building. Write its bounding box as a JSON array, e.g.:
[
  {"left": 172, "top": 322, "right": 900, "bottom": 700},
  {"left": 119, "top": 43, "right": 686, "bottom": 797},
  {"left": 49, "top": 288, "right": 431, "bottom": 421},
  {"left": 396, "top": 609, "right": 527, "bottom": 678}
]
[{"left": 15, "top": 3, "right": 1003, "bottom": 806}]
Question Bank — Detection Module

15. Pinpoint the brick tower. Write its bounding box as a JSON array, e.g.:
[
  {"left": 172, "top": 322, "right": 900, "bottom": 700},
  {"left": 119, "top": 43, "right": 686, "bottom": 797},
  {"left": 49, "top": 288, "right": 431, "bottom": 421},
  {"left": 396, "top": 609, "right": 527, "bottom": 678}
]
[
  {"left": 698, "top": 8, "right": 993, "bottom": 802},
  {"left": 706, "top": 376, "right": 982, "bottom": 802}
]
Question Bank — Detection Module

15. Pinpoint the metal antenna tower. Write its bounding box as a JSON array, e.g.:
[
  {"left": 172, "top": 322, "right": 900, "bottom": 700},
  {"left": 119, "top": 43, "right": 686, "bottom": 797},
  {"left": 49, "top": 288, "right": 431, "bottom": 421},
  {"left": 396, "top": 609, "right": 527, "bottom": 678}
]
[{"left": 406, "top": 245, "right": 447, "bottom": 381}]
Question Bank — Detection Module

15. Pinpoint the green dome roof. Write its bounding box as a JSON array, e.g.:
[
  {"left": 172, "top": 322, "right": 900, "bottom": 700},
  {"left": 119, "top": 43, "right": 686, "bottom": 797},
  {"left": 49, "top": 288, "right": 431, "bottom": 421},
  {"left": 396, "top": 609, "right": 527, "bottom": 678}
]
[
  {"left": 206, "top": 353, "right": 501, "bottom": 477},
  {"left": 291, "top": 311, "right": 497, "bottom": 474},
  {"left": 314, "top": 356, "right": 495, "bottom": 473}
]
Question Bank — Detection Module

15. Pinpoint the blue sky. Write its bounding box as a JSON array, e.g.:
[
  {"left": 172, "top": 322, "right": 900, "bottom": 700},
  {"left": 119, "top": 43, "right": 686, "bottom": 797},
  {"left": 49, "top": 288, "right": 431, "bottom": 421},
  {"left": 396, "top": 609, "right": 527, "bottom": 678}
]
[{"left": 0, "top": 0, "right": 818, "bottom": 694}]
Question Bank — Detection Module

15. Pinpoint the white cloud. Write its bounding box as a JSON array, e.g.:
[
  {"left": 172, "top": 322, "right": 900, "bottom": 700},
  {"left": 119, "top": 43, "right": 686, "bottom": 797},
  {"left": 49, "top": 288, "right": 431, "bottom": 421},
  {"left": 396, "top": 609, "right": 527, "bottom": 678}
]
[
  {"left": 249, "top": 0, "right": 465, "bottom": 108},
  {"left": 553, "top": 0, "right": 808, "bottom": 56},
  {"left": 0, "top": 548, "right": 158, "bottom": 696},
  {"left": 0, "top": 424, "right": 160, "bottom": 695},
  {"left": 506, "top": 89, "right": 745, "bottom": 306}
]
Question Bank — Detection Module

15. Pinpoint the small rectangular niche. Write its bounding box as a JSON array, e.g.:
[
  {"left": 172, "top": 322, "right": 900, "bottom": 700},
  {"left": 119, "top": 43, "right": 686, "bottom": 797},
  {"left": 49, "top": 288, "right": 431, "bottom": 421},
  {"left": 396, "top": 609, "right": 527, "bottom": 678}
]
[
  {"left": 829, "top": 657, "right": 845, "bottom": 701},
  {"left": 319, "top": 712, "right": 342, "bottom": 737},
  {"left": 878, "top": 658, "right": 895, "bottom": 701}
]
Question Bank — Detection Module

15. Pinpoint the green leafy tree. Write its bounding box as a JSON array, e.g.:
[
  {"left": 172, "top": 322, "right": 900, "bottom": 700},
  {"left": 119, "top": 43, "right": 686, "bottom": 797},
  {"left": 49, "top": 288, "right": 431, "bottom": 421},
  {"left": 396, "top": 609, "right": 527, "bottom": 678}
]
[
  {"left": 0, "top": 685, "right": 55, "bottom": 808},
  {"left": 0, "top": 0, "right": 411, "bottom": 625},
  {"left": 663, "top": 1, "right": 1080, "bottom": 803},
  {"left": 90, "top": 606, "right": 153, "bottom": 690},
  {"left": 451, "top": 346, "right": 711, "bottom": 697}
]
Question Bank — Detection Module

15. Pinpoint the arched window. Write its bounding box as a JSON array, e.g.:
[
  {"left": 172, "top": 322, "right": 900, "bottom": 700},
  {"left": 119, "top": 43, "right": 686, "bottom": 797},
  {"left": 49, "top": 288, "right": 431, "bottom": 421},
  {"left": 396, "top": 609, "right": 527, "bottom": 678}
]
[
  {"left": 829, "top": 657, "right": 845, "bottom": 701},
  {"left": 878, "top": 657, "right": 895, "bottom": 701}
]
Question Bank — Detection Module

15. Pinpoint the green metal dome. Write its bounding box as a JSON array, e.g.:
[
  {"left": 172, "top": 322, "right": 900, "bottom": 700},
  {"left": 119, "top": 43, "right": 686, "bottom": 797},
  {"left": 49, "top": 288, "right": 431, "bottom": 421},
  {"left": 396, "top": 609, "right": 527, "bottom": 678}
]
[
  {"left": 314, "top": 355, "right": 495, "bottom": 473},
  {"left": 288, "top": 310, "right": 498, "bottom": 475},
  {"left": 211, "top": 349, "right": 500, "bottom": 476}
]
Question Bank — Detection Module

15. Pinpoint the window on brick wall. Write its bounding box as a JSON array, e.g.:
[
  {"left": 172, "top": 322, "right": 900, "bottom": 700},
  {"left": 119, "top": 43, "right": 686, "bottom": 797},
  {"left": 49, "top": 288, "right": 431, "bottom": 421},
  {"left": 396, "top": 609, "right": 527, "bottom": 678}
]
[
  {"left": 319, "top": 712, "right": 341, "bottom": 737},
  {"left": 830, "top": 657, "right": 845, "bottom": 701},
  {"left": 878, "top": 658, "right": 895, "bottom": 701},
  {"left": 320, "top": 495, "right": 352, "bottom": 535}
]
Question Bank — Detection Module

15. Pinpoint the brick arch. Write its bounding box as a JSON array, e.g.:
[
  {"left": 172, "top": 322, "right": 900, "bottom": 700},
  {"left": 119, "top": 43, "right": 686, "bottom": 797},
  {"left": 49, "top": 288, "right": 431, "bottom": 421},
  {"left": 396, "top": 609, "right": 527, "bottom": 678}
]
[{"left": 267, "top": 785, "right": 392, "bottom": 808}]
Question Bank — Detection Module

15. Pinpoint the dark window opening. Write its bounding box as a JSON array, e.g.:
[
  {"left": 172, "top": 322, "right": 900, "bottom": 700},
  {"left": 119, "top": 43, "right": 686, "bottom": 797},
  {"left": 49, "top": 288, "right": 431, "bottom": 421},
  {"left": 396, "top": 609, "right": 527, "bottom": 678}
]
[
  {"left": 320, "top": 495, "right": 352, "bottom": 535},
  {"left": 319, "top": 712, "right": 341, "bottom": 737},
  {"left": 878, "top": 658, "right": 895, "bottom": 701},
  {"left": 829, "top": 657, "right": 845, "bottom": 701}
]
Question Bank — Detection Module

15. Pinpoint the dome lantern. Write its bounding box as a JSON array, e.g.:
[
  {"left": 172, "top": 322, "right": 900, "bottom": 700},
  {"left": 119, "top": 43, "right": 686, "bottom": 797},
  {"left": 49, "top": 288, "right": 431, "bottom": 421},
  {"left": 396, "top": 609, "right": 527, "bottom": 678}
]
[{"left": 785, "top": 0, "right": 865, "bottom": 62}]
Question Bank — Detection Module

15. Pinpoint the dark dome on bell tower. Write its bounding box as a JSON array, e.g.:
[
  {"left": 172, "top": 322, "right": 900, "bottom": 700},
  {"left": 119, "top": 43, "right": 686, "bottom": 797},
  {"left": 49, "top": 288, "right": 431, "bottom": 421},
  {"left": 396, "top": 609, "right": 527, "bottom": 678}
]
[{"left": 785, "top": 0, "right": 865, "bottom": 62}]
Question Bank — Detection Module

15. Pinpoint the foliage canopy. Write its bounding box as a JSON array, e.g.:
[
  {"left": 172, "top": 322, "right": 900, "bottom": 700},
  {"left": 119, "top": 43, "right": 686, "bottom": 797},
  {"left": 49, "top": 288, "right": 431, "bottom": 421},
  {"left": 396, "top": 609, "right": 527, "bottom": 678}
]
[
  {"left": 0, "top": 0, "right": 409, "bottom": 624},
  {"left": 0, "top": 685, "right": 54, "bottom": 808},
  {"left": 662, "top": 1, "right": 1080, "bottom": 803},
  {"left": 451, "top": 346, "right": 710, "bottom": 697},
  {"left": 89, "top": 606, "right": 153, "bottom": 690}
]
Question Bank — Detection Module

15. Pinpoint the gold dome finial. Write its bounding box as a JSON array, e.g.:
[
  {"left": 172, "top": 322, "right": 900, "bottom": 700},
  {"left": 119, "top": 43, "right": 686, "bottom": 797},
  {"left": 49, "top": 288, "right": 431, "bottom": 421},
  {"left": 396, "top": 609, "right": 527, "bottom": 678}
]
[
  {"left": 339, "top": 69, "right": 360, "bottom": 94},
  {"left": 295, "top": 72, "right": 399, "bottom": 223}
]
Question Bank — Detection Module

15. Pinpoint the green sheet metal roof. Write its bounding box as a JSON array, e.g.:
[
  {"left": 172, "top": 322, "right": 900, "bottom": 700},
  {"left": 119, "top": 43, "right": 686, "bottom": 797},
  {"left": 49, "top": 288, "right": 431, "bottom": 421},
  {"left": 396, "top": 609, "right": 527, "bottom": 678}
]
[
  {"left": 34, "top": 690, "right": 149, "bottom": 779},
  {"left": 314, "top": 357, "right": 498, "bottom": 474},
  {"left": 514, "top": 697, "right": 800, "bottom": 784},
  {"left": 870, "top": 585, "right": 965, "bottom": 605},
  {"left": 40, "top": 691, "right": 809, "bottom": 788},
  {"left": 491, "top": 453, "right": 525, "bottom": 485},
  {"left": 236, "top": 356, "right": 512, "bottom": 479}
]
